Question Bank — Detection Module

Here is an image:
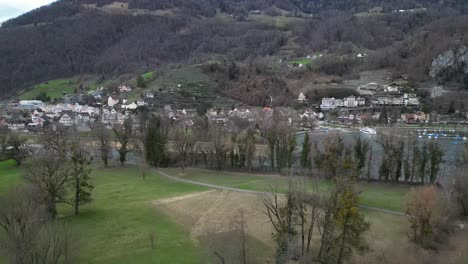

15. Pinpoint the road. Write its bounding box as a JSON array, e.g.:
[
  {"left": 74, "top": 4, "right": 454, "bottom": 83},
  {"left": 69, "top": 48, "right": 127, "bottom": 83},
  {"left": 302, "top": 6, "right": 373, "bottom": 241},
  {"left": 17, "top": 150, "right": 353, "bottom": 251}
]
[{"left": 156, "top": 169, "right": 406, "bottom": 216}]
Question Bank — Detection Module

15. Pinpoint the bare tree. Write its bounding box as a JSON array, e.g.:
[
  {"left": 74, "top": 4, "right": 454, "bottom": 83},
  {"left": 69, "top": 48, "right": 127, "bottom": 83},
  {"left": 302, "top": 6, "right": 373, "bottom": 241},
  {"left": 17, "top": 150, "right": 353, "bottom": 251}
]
[
  {"left": 172, "top": 125, "right": 195, "bottom": 173},
  {"left": 40, "top": 125, "right": 70, "bottom": 157},
  {"left": 24, "top": 153, "right": 71, "bottom": 219},
  {"left": 68, "top": 136, "right": 93, "bottom": 216},
  {"left": 201, "top": 210, "right": 257, "bottom": 264},
  {"left": 0, "top": 185, "right": 73, "bottom": 264},
  {"left": 113, "top": 118, "right": 134, "bottom": 166},
  {"left": 210, "top": 127, "right": 228, "bottom": 171},
  {"left": 92, "top": 122, "right": 112, "bottom": 168},
  {"left": 0, "top": 128, "right": 29, "bottom": 165},
  {"left": 406, "top": 186, "right": 451, "bottom": 248},
  {"left": 261, "top": 183, "right": 299, "bottom": 263}
]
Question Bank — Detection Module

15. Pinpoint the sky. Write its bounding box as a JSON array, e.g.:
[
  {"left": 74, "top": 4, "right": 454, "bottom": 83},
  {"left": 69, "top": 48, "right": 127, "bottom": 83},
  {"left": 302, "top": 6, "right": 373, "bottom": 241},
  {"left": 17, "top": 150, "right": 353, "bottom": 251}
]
[{"left": 0, "top": 0, "right": 56, "bottom": 23}]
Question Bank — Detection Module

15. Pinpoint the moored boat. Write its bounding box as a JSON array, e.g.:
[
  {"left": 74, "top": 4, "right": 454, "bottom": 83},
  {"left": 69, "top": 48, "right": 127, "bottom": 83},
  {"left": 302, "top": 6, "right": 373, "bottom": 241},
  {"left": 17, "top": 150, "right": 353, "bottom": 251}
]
[{"left": 360, "top": 127, "right": 377, "bottom": 135}]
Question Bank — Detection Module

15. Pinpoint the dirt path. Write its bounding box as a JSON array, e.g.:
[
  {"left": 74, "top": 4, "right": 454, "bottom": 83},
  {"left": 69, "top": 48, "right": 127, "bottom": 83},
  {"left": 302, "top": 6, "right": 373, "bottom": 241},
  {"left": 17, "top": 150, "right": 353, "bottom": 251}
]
[
  {"left": 190, "top": 190, "right": 228, "bottom": 239},
  {"left": 156, "top": 169, "right": 405, "bottom": 216},
  {"left": 151, "top": 190, "right": 215, "bottom": 206}
]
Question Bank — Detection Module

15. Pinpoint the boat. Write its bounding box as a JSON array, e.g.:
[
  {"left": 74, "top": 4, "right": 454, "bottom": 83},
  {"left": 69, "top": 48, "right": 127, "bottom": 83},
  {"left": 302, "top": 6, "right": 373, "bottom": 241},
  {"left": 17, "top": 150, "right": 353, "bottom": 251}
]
[{"left": 360, "top": 127, "right": 377, "bottom": 135}]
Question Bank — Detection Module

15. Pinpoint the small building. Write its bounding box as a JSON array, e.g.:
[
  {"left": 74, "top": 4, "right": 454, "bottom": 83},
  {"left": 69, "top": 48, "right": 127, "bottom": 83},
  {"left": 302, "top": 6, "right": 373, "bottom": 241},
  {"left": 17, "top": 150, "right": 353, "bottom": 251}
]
[
  {"left": 344, "top": 96, "right": 358, "bottom": 108},
  {"left": 58, "top": 112, "right": 76, "bottom": 127},
  {"left": 297, "top": 92, "right": 307, "bottom": 103},
  {"left": 357, "top": 97, "right": 366, "bottom": 106},
  {"left": 358, "top": 83, "right": 379, "bottom": 96},
  {"left": 8, "top": 121, "right": 26, "bottom": 131},
  {"left": 19, "top": 100, "right": 45, "bottom": 110},
  {"left": 108, "top": 96, "right": 119, "bottom": 107},
  {"left": 320, "top": 98, "right": 337, "bottom": 110},
  {"left": 119, "top": 85, "right": 132, "bottom": 93}
]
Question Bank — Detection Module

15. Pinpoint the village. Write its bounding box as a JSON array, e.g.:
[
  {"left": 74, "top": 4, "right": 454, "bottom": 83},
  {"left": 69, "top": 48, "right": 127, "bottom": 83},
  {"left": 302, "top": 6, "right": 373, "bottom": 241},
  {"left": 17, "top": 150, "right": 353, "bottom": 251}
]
[{"left": 0, "top": 78, "right": 467, "bottom": 135}]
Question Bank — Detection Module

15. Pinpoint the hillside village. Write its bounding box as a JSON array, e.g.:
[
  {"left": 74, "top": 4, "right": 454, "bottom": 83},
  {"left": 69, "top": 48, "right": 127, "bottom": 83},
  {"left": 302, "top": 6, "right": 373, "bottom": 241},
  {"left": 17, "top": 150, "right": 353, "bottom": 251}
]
[{"left": 1, "top": 76, "right": 466, "bottom": 134}]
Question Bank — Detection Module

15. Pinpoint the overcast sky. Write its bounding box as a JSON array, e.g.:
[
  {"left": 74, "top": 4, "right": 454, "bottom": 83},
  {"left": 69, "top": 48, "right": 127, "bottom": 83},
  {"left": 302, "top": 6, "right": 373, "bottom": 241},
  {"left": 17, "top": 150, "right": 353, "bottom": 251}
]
[{"left": 0, "top": 0, "right": 56, "bottom": 22}]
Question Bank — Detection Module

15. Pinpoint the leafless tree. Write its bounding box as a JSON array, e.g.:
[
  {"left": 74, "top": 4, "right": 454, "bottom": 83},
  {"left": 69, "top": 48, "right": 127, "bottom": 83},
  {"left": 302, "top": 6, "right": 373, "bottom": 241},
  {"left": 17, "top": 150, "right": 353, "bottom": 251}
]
[
  {"left": 92, "top": 122, "right": 112, "bottom": 168},
  {"left": 0, "top": 185, "right": 73, "bottom": 264},
  {"left": 24, "top": 152, "right": 71, "bottom": 220},
  {"left": 40, "top": 125, "right": 70, "bottom": 157},
  {"left": 172, "top": 126, "right": 195, "bottom": 173},
  {"left": 201, "top": 210, "right": 258, "bottom": 264},
  {"left": 113, "top": 118, "right": 134, "bottom": 166},
  {"left": 210, "top": 127, "right": 228, "bottom": 171}
]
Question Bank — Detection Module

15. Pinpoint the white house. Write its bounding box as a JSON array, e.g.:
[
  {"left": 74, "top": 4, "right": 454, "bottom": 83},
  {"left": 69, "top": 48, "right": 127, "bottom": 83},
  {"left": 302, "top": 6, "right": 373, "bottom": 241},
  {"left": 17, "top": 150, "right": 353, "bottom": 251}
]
[
  {"left": 320, "top": 98, "right": 337, "bottom": 110},
  {"left": 119, "top": 85, "right": 132, "bottom": 93},
  {"left": 108, "top": 96, "right": 119, "bottom": 107},
  {"left": 58, "top": 113, "right": 75, "bottom": 126},
  {"left": 124, "top": 103, "right": 138, "bottom": 110},
  {"left": 8, "top": 122, "right": 25, "bottom": 131},
  {"left": 297, "top": 92, "right": 307, "bottom": 103},
  {"left": 344, "top": 96, "right": 358, "bottom": 108},
  {"left": 384, "top": 85, "right": 400, "bottom": 93}
]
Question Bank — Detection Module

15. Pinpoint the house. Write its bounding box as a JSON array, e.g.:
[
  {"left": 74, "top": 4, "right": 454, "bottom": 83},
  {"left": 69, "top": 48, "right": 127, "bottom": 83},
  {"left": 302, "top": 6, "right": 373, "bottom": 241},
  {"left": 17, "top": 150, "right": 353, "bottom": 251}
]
[
  {"left": 297, "top": 92, "right": 307, "bottom": 103},
  {"left": 320, "top": 98, "right": 336, "bottom": 110},
  {"left": 19, "top": 100, "right": 45, "bottom": 110},
  {"left": 0, "top": 117, "right": 7, "bottom": 127},
  {"left": 384, "top": 84, "right": 400, "bottom": 93},
  {"left": 108, "top": 96, "right": 119, "bottom": 107},
  {"left": 144, "top": 92, "right": 155, "bottom": 99},
  {"left": 76, "top": 112, "right": 91, "bottom": 124},
  {"left": 119, "top": 85, "right": 132, "bottom": 93},
  {"left": 357, "top": 97, "right": 366, "bottom": 106},
  {"left": 58, "top": 112, "right": 76, "bottom": 127},
  {"left": 358, "top": 83, "right": 379, "bottom": 96},
  {"left": 344, "top": 96, "right": 358, "bottom": 108},
  {"left": 335, "top": 99, "right": 344, "bottom": 107},
  {"left": 402, "top": 114, "right": 417, "bottom": 124},
  {"left": 123, "top": 102, "right": 138, "bottom": 110},
  {"left": 7, "top": 121, "right": 25, "bottom": 131},
  {"left": 404, "top": 94, "right": 420, "bottom": 106},
  {"left": 137, "top": 100, "right": 146, "bottom": 107}
]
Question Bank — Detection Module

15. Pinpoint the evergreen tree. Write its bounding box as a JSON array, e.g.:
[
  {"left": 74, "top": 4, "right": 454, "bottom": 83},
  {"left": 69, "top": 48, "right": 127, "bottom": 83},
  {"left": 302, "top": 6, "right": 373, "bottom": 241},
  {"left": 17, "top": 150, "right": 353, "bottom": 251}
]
[
  {"left": 300, "top": 132, "right": 311, "bottom": 171},
  {"left": 228, "top": 61, "right": 239, "bottom": 81},
  {"left": 145, "top": 116, "right": 168, "bottom": 167},
  {"left": 428, "top": 141, "right": 444, "bottom": 183},
  {"left": 137, "top": 75, "right": 146, "bottom": 88}
]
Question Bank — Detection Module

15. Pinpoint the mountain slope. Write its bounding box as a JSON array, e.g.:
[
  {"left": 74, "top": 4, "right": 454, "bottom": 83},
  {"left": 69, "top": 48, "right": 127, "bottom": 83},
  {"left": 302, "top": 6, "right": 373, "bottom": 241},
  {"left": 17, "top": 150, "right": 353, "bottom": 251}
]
[{"left": 0, "top": 0, "right": 467, "bottom": 100}]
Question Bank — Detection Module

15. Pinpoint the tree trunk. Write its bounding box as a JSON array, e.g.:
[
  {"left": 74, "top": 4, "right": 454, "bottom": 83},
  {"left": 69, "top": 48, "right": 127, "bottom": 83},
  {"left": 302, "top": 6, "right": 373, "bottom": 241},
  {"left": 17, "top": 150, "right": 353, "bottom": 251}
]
[
  {"left": 48, "top": 196, "right": 57, "bottom": 220},
  {"left": 74, "top": 182, "right": 80, "bottom": 216}
]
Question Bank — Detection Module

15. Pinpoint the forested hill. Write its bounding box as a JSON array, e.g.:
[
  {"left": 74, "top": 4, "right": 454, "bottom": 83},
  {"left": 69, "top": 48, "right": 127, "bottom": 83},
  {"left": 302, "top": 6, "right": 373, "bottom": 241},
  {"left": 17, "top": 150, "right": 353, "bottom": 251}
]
[{"left": 0, "top": 0, "right": 467, "bottom": 99}]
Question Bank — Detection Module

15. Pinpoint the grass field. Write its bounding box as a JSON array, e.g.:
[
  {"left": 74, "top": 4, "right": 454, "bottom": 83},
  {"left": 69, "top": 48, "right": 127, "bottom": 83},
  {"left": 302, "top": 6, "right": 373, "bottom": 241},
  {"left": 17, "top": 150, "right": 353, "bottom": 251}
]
[
  {"left": 0, "top": 162, "right": 208, "bottom": 264},
  {"left": 18, "top": 76, "right": 101, "bottom": 101},
  {"left": 159, "top": 168, "right": 410, "bottom": 212},
  {"left": 2, "top": 162, "right": 465, "bottom": 263},
  {"left": 0, "top": 160, "right": 22, "bottom": 194}
]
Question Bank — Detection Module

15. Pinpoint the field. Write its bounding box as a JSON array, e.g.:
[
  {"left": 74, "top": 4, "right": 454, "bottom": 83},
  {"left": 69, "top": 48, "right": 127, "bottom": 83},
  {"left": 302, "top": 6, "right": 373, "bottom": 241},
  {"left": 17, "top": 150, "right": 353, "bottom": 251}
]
[
  {"left": 159, "top": 168, "right": 409, "bottom": 212},
  {"left": 0, "top": 162, "right": 207, "bottom": 264},
  {"left": 18, "top": 76, "right": 100, "bottom": 101},
  {"left": 1, "top": 161, "right": 467, "bottom": 263}
]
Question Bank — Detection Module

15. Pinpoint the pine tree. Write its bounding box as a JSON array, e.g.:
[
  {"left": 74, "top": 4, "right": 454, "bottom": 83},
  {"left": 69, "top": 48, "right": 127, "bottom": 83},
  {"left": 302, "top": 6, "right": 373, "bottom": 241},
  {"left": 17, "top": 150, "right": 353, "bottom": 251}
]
[
  {"left": 300, "top": 133, "right": 311, "bottom": 171},
  {"left": 137, "top": 75, "right": 146, "bottom": 88},
  {"left": 145, "top": 116, "right": 168, "bottom": 167}
]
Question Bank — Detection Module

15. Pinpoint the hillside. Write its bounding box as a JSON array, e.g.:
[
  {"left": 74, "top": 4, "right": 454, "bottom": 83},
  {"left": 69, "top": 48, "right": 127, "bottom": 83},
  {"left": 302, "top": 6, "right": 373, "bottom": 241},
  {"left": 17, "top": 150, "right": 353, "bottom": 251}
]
[{"left": 1, "top": 0, "right": 468, "bottom": 103}]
